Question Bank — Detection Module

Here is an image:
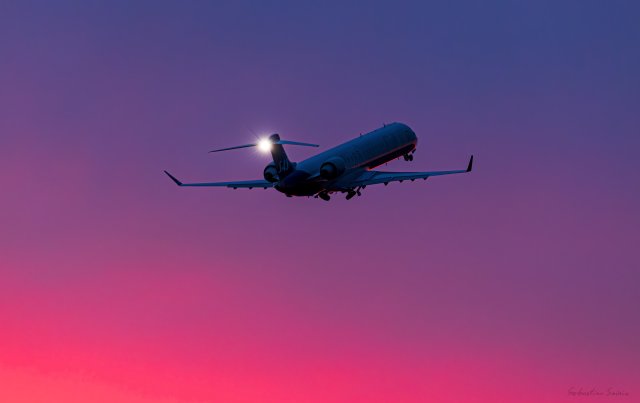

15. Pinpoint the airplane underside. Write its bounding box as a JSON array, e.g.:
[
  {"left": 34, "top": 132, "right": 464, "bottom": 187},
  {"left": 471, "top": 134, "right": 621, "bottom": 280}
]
[
  {"left": 274, "top": 181, "right": 324, "bottom": 197},
  {"left": 275, "top": 143, "right": 418, "bottom": 200}
]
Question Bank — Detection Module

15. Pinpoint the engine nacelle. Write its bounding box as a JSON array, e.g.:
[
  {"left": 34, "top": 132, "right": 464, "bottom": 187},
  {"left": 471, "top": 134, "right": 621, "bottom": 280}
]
[
  {"left": 263, "top": 163, "right": 279, "bottom": 182},
  {"left": 320, "top": 157, "right": 346, "bottom": 179}
]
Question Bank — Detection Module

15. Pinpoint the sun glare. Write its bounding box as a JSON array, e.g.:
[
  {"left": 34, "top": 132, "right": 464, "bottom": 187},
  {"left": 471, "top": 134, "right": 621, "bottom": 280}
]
[{"left": 258, "top": 138, "right": 272, "bottom": 152}]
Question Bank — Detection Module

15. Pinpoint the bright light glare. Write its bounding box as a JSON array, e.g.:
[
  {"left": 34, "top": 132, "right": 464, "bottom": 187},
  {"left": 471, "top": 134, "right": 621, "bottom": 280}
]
[{"left": 257, "top": 138, "right": 272, "bottom": 152}]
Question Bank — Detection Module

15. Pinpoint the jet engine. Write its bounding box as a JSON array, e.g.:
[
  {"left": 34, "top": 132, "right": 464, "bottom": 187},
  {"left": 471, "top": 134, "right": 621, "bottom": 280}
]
[
  {"left": 320, "top": 157, "right": 346, "bottom": 179},
  {"left": 263, "top": 163, "right": 279, "bottom": 182}
]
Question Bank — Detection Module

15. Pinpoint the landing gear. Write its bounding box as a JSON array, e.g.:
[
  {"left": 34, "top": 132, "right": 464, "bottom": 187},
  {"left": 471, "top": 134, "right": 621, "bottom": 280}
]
[
  {"left": 317, "top": 186, "right": 365, "bottom": 201},
  {"left": 345, "top": 186, "right": 363, "bottom": 200},
  {"left": 403, "top": 153, "right": 414, "bottom": 162}
]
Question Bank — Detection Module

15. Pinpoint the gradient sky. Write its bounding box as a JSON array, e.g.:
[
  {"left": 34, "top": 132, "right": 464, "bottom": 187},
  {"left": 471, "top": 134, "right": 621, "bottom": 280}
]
[{"left": 1, "top": 1, "right": 639, "bottom": 402}]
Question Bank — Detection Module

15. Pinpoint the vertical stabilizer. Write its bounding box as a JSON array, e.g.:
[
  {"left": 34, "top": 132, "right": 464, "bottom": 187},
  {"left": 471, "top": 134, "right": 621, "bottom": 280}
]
[{"left": 269, "top": 134, "right": 294, "bottom": 176}]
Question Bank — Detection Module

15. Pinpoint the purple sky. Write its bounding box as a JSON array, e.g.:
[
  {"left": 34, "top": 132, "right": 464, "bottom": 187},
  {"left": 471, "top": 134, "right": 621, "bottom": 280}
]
[{"left": 1, "top": 1, "right": 639, "bottom": 402}]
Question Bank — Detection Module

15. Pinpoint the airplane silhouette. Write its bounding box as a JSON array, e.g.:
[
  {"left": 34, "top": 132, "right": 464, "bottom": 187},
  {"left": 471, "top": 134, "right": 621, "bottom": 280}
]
[{"left": 165, "top": 122, "right": 472, "bottom": 201}]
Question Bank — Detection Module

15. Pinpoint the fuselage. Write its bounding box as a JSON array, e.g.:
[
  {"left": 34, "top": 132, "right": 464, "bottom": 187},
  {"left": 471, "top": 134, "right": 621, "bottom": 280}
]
[{"left": 275, "top": 122, "right": 417, "bottom": 196}]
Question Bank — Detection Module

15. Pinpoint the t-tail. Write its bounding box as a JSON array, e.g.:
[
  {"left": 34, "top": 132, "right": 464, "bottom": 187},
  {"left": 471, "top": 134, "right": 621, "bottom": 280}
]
[{"left": 209, "top": 134, "right": 319, "bottom": 178}]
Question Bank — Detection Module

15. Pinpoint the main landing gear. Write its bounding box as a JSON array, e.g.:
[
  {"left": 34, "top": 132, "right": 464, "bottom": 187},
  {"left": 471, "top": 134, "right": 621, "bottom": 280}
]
[
  {"left": 403, "top": 152, "right": 414, "bottom": 162},
  {"left": 315, "top": 186, "right": 365, "bottom": 202},
  {"left": 345, "top": 186, "right": 364, "bottom": 200}
]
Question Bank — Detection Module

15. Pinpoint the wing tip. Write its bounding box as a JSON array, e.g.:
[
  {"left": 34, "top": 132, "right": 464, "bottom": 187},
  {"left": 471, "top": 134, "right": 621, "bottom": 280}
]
[
  {"left": 466, "top": 155, "right": 473, "bottom": 172},
  {"left": 164, "top": 170, "right": 183, "bottom": 186}
]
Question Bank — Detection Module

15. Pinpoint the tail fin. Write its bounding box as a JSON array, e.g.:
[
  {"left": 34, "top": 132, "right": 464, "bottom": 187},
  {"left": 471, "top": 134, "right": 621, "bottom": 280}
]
[{"left": 269, "top": 134, "right": 294, "bottom": 176}]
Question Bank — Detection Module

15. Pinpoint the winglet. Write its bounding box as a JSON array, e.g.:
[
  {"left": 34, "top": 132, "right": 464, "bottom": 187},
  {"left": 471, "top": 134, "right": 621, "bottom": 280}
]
[
  {"left": 164, "top": 170, "right": 183, "bottom": 186},
  {"left": 466, "top": 155, "right": 474, "bottom": 172}
]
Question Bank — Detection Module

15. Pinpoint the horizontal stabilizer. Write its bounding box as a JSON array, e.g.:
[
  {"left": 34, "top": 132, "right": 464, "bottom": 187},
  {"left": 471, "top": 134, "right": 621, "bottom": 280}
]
[
  {"left": 276, "top": 140, "right": 319, "bottom": 147},
  {"left": 208, "top": 143, "right": 257, "bottom": 153},
  {"left": 209, "top": 135, "right": 319, "bottom": 153}
]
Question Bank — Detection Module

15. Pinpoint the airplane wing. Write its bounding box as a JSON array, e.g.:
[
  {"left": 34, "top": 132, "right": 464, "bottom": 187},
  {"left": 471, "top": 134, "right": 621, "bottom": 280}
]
[
  {"left": 345, "top": 155, "right": 473, "bottom": 187},
  {"left": 164, "top": 171, "right": 275, "bottom": 189}
]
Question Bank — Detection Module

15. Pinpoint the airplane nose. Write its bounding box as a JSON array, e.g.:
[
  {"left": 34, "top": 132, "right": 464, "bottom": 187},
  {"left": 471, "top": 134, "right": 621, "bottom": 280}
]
[
  {"left": 393, "top": 122, "right": 417, "bottom": 143},
  {"left": 402, "top": 124, "right": 418, "bottom": 144}
]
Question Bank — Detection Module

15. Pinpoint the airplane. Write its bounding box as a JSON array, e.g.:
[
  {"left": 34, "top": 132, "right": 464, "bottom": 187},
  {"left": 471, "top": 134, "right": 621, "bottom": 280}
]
[{"left": 164, "top": 122, "right": 472, "bottom": 201}]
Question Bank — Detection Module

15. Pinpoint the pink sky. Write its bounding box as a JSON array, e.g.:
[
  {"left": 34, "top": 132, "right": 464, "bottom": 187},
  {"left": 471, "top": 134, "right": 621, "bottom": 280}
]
[{"left": 1, "top": 1, "right": 639, "bottom": 402}]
